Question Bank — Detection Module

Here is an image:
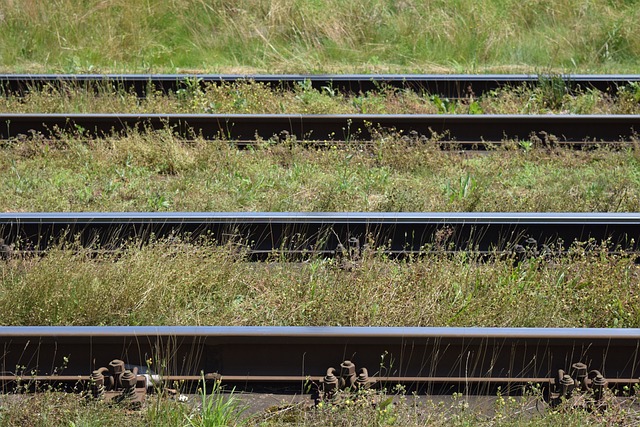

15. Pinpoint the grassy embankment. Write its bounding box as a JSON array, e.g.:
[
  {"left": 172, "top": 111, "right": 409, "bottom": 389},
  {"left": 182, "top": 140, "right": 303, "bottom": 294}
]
[
  {"left": 1, "top": 239, "right": 638, "bottom": 328},
  {"left": 1, "top": 0, "right": 640, "bottom": 74}
]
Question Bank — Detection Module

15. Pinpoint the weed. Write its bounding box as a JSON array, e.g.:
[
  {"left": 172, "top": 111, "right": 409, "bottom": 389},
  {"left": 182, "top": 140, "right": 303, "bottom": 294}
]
[
  {"left": 518, "top": 140, "right": 534, "bottom": 151},
  {"left": 467, "top": 100, "right": 483, "bottom": 114},
  {"left": 147, "top": 193, "right": 172, "bottom": 211},
  {"left": 430, "top": 95, "right": 457, "bottom": 114},
  {"left": 185, "top": 377, "right": 246, "bottom": 427},
  {"left": 445, "top": 173, "right": 477, "bottom": 203},
  {"left": 537, "top": 74, "right": 568, "bottom": 110},
  {"left": 616, "top": 82, "right": 640, "bottom": 113}
]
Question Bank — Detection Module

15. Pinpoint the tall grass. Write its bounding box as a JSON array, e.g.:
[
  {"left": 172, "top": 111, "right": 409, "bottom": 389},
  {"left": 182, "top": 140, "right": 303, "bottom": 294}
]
[{"left": 1, "top": 0, "right": 639, "bottom": 73}]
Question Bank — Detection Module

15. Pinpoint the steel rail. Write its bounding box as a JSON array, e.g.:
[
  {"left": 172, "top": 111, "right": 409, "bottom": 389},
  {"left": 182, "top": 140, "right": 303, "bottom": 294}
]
[
  {"left": 1, "top": 113, "right": 639, "bottom": 143},
  {"left": 0, "top": 326, "right": 638, "bottom": 396},
  {"left": 1, "top": 74, "right": 639, "bottom": 97},
  {"left": 2, "top": 212, "right": 640, "bottom": 254}
]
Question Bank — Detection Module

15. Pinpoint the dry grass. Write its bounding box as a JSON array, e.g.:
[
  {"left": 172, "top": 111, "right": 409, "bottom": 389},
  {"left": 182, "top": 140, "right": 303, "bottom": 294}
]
[
  {"left": 256, "top": 389, "right": 640, "bottom": 426},
  {"left": 2, "top": 128, "right": 638, "bottom": 424},
  {"left": 1, "top": 240, "right": 637, "bottom": 328}
]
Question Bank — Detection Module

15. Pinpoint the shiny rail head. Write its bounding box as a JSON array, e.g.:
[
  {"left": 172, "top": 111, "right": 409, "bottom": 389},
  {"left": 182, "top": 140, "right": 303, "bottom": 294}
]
[
  {"left": 3, "top": 211, "right": 640, "bottom": 224},
  {"left": 1, "top": 326, "right": 640, "bottom": 340},
  {"left": 2, "top": 73, "right": 639, "bottom": 84}
]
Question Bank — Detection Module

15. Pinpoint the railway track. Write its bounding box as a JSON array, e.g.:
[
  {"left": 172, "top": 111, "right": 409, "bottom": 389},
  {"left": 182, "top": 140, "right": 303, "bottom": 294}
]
[
  {"left": 2, "top": 113, "right": 640, "bottom": 143},
  {"left": 2, "top": 74, "right": 639, "bottom": 97},
  {"left": 1, "top": 212, "right": 639, "bottom": 255},
  {"left": 2, "top": 75, "right": 639, "bottom": 415},
  {"left": 0, "top": 326, "right": 637, "bottom": 404}
]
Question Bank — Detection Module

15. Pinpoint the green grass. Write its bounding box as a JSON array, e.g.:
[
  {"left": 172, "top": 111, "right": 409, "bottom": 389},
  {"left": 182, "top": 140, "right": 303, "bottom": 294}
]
[
  {"left": 184, "top": 379, "right": 246, "bottom": 427},
  {"left": 1, "top": 0, "right": 640, "bottom": 74},
  {"left": 260, "top": 390, "right": 639, "bottom": 426},
  {"left": 2, "top": 132, "right": 640, "bottom": 212}
]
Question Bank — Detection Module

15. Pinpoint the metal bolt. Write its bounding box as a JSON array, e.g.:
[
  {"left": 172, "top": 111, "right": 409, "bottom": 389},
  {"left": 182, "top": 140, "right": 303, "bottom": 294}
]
[
  {"left": 348, "top": 238, "right": 360, "bottom": 260},
  {"left": 356, "top": 368, "right": 371, "bottom": 389},
  {"left": 592, "top": 374, "right": 608, "bottom": 401},
  {"left": 121, "top": 370, "right": 137, "bottom": 388},
  {"left": 572, "top": 362, "right": 588, "bottom": 389},
  {"left": 334, "top": 243, "right": 347, "bottom": 257},
  {"left": 572, "top": 362, "right": 588, "bottom": 378},
  {"left": 109, "top": 359, "right": 125, "bottom": 388},
  {"left": 120, "top": 370, "right": 137, "bottom": 400},
  {"left": 0, "top": 239, "right": 12, "bottom": 260},
  {"left": 592, "top": 374, "right": 607, "bottom": 387},
  {"left": 278, "top": 130, "right": 290, "bottom": 142},
  {"left": 340, "top": 360, "right": 356, "bottom": 377},
  {"left": 89, "top": 369, "right": 106, "bottom": 400},
  {"left": 560, "top": 374, "right": 575, "bottom": 398},
  {"left": 322, "top": 367, "right": 339, "bottom": 395},
  {"left": 109, "top": 359, "right": 125, "bottom": 375},
  {"left": 340, "top": 360, "right": 357, "bottom": 388}
]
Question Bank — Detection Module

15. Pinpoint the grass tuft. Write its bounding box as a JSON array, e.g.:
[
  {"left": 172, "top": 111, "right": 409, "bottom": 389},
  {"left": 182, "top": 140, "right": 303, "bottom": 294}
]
[{"left": 185, "top": 378, "right": 246, "bottom": 427}]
